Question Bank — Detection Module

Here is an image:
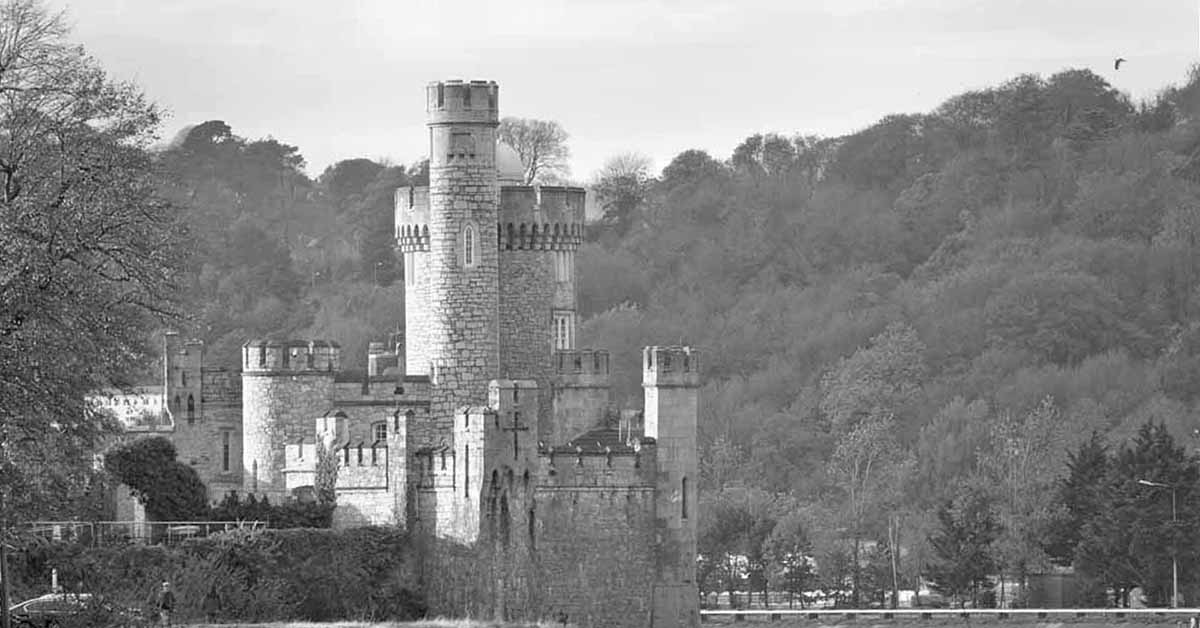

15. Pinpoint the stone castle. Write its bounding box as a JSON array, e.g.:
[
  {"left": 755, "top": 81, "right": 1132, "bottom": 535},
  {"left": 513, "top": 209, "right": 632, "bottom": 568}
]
[{"left": 126, "top": 80, "right": 700, "bottom": 628}]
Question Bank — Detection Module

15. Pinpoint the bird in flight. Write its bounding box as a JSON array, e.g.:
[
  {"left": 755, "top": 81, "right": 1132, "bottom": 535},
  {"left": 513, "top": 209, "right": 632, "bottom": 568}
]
[{"left": 1115, "top": 57, "right": 1127, "bottom": 70}]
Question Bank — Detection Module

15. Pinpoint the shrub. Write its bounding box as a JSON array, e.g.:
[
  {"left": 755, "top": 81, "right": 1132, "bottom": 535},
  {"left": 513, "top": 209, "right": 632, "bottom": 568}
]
[{"left": 5, "top": 526, "right": 423, "bottom": 624}]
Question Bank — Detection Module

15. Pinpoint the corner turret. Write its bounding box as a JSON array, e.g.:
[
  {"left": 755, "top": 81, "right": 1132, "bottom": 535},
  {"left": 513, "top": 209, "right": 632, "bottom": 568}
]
[{"left": 643, "top": 346, "right": 700, "bottom": 628}]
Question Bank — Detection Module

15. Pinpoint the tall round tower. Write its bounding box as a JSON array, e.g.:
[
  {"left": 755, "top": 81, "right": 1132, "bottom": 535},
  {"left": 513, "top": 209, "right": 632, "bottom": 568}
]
[
  {"left": 399, "top": 80, "right": 501, "bottom": 442},
  {"left": 240, "top": 340, "right": 339, "bottom": 497},
  {"left": 498, "top": 185, "right": 585, "bottom": 440}
]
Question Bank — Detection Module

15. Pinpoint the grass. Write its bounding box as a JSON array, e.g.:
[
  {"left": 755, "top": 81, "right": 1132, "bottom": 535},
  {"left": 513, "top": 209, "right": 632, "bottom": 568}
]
[{"left": 182, "top": 620, "right": 570, "bottom": 628}]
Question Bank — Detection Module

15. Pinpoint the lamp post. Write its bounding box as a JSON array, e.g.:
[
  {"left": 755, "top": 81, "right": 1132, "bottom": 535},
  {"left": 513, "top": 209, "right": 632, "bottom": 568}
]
[{"left": 1138, "top": 479, "right": 1178, "bottom": 608}]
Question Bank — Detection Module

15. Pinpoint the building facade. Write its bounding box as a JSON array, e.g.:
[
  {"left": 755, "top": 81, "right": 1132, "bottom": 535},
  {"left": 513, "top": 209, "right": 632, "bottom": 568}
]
[{"left": 136, "top": 80, "right": 698, "bottom": 628}]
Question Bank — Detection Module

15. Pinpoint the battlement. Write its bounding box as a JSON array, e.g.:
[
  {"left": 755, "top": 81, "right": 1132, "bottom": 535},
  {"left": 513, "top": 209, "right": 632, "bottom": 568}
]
[
  {"left": 498, "top": 186, "right": 585, "bottom": 251},
  {"left": 283, "top": 438, "right": 389, "bottom": 491},
  {"left": 553, "top": 350, "right": 610, "bottom": 386},
  {"left": 500, "top": 186, "right": 586, "bottom": 223},
  {"left": 426, "top": 80, "right": 499, "bottom": 126},
  {"left": 242, "top": 339, "right": 340, "bottom": 374},
  {"left": 642, "top": 346, "right": 701, "bottom": 388},
  {"left": 541, "top": 440, "right": 656, "bottom": 488},
  {"left": 395, "top": 186, "right": 431, "bottom": 252}
]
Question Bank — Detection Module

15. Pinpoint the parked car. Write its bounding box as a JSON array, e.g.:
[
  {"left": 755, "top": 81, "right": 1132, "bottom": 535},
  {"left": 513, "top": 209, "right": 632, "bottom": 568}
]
[{"left": 9, "top": 592, "right": 143, "bottom": 628}]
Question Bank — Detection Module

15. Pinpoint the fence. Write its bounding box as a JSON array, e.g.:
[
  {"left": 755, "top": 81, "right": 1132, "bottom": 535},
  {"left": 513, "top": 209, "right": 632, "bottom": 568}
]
[
  {"left": 27, "top": 521, "right": 267, "bottom": 547},
  {"left": 701, "top": 608, "right": 1200, "bottom": 623}
]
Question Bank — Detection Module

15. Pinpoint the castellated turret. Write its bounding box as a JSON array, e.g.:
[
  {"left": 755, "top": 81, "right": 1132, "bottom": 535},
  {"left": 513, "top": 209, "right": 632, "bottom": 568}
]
[
  {"left": 395, "top": 82, "right": 586, "bottom": 444},
  {"left": 498, "top": 185, "right": 585, "bottom": 441},
  {"left": 398, "top": 80, "right": 502, "bottom": 447},
  {"left": 550, "top": 349, "right": 611, "bottom": 445},
  {"left": 240, "top": 340, "right": 339, "bottom": 497},
  {"left": 643, "top": 346, "right": 701, "bottom": 628}
]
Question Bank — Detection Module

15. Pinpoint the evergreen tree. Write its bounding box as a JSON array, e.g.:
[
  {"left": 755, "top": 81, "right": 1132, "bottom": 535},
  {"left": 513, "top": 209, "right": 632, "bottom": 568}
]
[{"left": 924, "top": 482, "right": 998, "bottom": 607}]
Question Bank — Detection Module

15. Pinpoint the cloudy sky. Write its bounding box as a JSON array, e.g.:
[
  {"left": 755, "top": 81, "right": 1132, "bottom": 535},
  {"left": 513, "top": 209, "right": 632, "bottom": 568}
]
[{"left": 60, "top": 0, "right": 1200, "bottom": 181}]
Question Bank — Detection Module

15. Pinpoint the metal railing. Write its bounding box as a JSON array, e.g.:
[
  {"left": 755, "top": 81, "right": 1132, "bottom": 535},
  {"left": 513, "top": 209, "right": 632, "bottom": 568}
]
[
  {"left": 701, "top": 608, "right": 1200, "bottom": 622},
  {"left": 27, "top": 520, "right": 267, "bottom": 547}
]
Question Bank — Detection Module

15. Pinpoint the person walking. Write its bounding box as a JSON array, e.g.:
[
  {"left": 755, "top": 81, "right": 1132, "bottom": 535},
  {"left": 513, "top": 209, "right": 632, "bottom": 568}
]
[{"left": 154, "top": 581, "right": 175, "bottom": 627}]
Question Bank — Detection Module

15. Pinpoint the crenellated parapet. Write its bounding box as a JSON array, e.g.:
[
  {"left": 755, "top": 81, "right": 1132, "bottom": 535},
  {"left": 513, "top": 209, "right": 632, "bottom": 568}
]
[
  {"left": 642, "top": 346, "right": 700, "bottom": 388},
  {"left": 553, "top": 350, "right": 610, "bottom": 387},
  {"left": 498, "top": 186, "right": 586, "bottom": 252},
  {"left": 426, "top": 80, "right": 499, "bottom": 127},
  {"left": 242, "top": 339, "right": 340, "bottom": 374},
  {"left": 395, "top": 186, "right": 431, "bottom": 252}
]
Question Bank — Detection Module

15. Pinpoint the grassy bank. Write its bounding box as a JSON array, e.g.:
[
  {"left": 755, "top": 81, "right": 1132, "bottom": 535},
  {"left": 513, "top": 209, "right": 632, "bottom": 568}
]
[{"left": 182, "top": 621, "right": 569, "bottom": 628}]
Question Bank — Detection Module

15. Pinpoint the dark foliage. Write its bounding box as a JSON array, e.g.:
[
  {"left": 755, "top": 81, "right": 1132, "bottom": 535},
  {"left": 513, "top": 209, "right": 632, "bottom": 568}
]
[
  {"left": 103, "top": 437, "right": 208, "bottom": 521},
  {"left": 5, "top": 527, "right": 423, "bottom": 624},
  {"left": 208, "top": 491, "right": 334, "bottom": 528}
]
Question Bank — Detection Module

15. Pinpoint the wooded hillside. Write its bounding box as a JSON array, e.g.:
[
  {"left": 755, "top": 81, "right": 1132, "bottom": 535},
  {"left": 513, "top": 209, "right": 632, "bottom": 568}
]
[{"left": 161, "top": 65, "right": 1200, "bottom": 605}]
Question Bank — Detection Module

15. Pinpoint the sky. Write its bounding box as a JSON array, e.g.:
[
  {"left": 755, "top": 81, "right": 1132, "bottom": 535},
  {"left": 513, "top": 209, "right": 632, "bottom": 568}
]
[{"left": 58, "top": 0, "right": 1200, "bottom": 181}]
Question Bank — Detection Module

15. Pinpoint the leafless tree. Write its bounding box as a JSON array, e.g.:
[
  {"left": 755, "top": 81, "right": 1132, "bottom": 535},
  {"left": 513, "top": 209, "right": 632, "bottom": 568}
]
[{"left": 497, "top": 116, "right": 570, "bottom": 184}]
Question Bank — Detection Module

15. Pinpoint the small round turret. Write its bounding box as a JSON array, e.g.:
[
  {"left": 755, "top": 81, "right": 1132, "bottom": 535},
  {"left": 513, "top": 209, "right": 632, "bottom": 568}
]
[
  {"left": 241, "top": 339, "right": 340, "bottom": 497},
  {"left": 426, "top": 80, "right": 499, "bottom": 126}
]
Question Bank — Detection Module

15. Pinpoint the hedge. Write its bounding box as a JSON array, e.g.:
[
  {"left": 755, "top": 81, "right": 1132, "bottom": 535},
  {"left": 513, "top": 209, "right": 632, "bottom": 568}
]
[{"left": 8, "top": 526, "right": 425, "bottom": 625}]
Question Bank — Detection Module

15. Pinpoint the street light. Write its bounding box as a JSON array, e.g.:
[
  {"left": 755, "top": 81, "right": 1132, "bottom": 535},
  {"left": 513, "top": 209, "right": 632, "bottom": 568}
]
[{"left": 1138, "top": 479, "right": 1178, "bottom": 608}]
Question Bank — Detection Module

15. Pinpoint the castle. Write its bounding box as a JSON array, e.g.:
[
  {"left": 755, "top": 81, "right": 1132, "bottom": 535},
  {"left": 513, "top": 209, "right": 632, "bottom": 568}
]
[{"left": 117, "top": 80, "right": 700, "bottom": 628}]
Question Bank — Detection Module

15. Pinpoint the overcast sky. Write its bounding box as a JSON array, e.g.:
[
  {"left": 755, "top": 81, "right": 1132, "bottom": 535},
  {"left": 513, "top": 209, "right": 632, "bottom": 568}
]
[{"left": 59, "top": 0, "right": 1200, "bottom": 181}]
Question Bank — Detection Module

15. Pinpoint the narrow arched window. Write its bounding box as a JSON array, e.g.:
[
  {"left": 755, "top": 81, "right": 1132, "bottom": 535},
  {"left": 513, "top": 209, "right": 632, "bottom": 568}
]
[
  {"left": 464, "top": 224, "right": 476, "bottom": 267},
  {"left": 180, "top": 370, "right": 187, "bottom": 387},
  {"left": 186, "top": 394, "right": 195, "bottom": 424},
  {"left": 682, "top": 476, "right": 689, "bottom": 520}
]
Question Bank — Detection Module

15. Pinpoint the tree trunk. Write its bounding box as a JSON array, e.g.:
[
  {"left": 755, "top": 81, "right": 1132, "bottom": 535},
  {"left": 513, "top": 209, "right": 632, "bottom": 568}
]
[
  {"left": 1, "top": 496, "right": 10, "bottom": 628},
  {"left": 852, "top": 536, "right": 861, "bottom": 608},
  {"left": 889, "top": 514, "right": 901, "bottom": 609}
]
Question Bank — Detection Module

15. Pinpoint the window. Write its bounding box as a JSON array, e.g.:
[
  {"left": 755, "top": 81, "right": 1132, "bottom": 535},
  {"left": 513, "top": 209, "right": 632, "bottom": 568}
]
[
  {"left": 682, "top": 477, "right": 689, "bottom": 520},
  {"left": 463, "top": 224, "right": 477, "bottom": 268},
  {"left": 180, "top": 370, "right": 187, "bottom": 387},
  {"left": 553, "top": 313, "right": 573, "bottom": 350},
  {"left": 555, "top": 251, "right": 573, "bottom": 283},
  {"left": 464, "top": 445, "right": 470, "bottom": 496},
  {"left": 221, "top": 431, "right": 231, "bottom": 472},
  {"left": 186, "top": 394, "right": 195, "bottom": 424},
  {"left": 373, "top": 422, "right": 387, "bottom": 443}
]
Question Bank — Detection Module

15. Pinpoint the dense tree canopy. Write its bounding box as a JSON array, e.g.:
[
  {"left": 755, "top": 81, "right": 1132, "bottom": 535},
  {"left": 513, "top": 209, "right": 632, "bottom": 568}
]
[
  {"left": 576, "top": 64, "right": 1200, "bottom": 607},
  {"left": 0, "top": 0, "right": 188, "bottom": 527}
]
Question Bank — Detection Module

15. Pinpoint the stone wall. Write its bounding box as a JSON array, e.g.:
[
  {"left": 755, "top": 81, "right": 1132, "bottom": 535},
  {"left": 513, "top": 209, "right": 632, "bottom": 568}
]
[
  {"left": 550, "top": 350, "right": 612, "bottom": 445},
  {"left": 497, "top": 246, "right": 554, "bottom": 437},
  {"left": 171, "top": 400, "right": 242, "bottom": 499},
  {"left": 333, "top": 487, "right": 394, "bottom": 527},
  {"left": 241, "top": 373, "right": 335, "bottom": 497},
  {"left": 529, "top": 485, "right": 657, "bottom": 628}
]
